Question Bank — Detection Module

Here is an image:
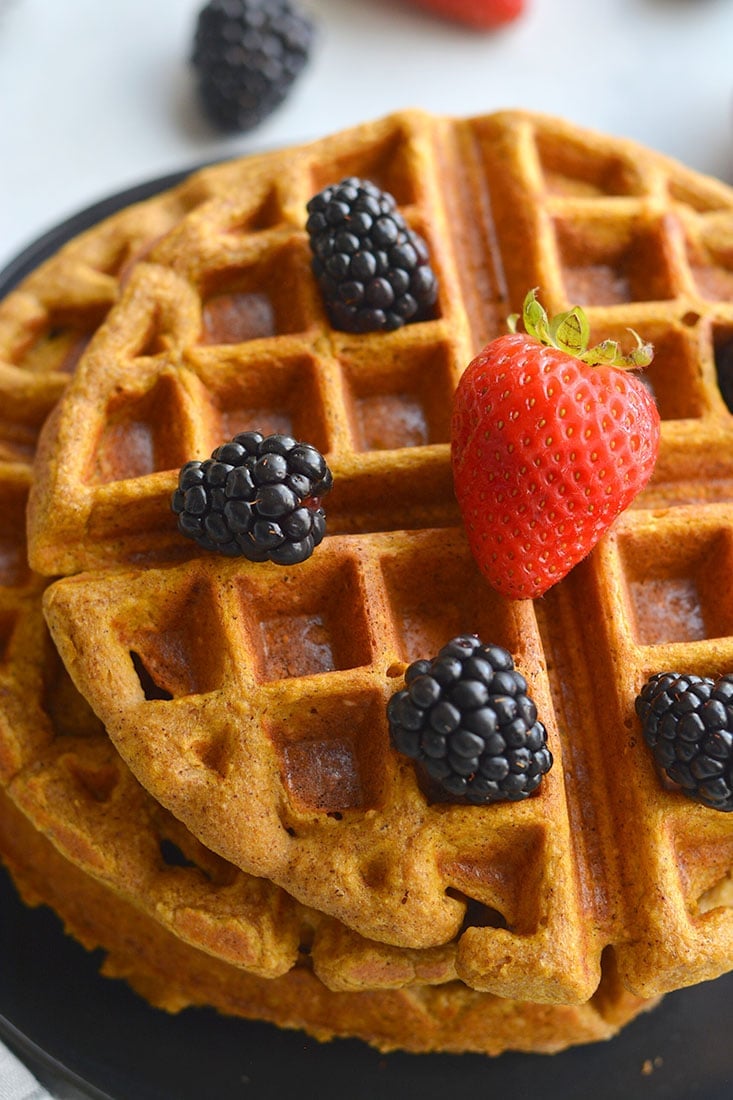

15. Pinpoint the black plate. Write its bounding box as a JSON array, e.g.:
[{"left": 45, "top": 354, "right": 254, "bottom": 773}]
[{"left": 2, "top": 175, "right": 733, "bottom": 1100}]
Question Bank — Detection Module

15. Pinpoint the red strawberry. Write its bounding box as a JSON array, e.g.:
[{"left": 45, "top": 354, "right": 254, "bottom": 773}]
[
  {"left": 451, "top": 290, "right": 660, "bottom": 600},
  {"left": 404, "top": 0, "right": 525, "bottom": 30}
]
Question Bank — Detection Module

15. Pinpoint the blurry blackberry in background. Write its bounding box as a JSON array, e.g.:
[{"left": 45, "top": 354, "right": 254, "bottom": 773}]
[{"left": 191, "top": 0, "right": 315, "bottom": 133}]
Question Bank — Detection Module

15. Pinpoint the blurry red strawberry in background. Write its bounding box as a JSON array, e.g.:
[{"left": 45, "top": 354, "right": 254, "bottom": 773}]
[{"left": 404, "top": 0, "right": 525, "bottom": 29}]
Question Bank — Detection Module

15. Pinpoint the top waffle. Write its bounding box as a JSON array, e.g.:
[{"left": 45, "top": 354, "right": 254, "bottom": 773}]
[
  {"left": 22, "top": 110, "right": 733, "bottom": 1003},
  {"left": 26, "top": 108, "right": 733, "bottom": 569}
]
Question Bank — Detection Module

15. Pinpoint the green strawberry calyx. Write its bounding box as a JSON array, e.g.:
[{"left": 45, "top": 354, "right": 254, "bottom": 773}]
[{"left": 507, "top": 288, "right": 654, "bottom": 369}]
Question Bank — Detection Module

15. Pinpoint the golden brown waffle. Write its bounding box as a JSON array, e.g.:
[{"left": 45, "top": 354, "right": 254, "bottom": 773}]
[
  {"left": 0, "top": 462, "right": 655, "bottom": 1047},
  {"left": 0, "top": 460, "right": 289, "bottom": 975},
  {"left": 22, "top": 110, "right": 733, "bottom": 1004},
  {"left": 0, "top": 240, "right": 541, "bottom": 1007},
  {"left": 0, "top": 461, "right": 466, "bottom": 990},
  {"left": 0, "top": 180, "right": 198, "bottom": 464},
  {"left": 0, "top": 147, "right": 317, "bottom": 466},
  {"left": 0, "top": 195, "right": 179, "bottom": 364},
  {"left": 0, "top": 788, "right": 656, "bottom": 1055}
]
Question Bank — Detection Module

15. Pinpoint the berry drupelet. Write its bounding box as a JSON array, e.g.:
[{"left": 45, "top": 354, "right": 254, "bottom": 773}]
[
  {"left": 305, "top": 177, "right": 438, "bottom": 334},
  {"left": 636, "top": 671, "right": 733, "bottom": 812},
  {"left": 387, "top": 635, "right": 552, "bottom": 804},
  {"left": 191, "top": 0, "right": 315, "bottom": 133},
  {"left": 171, "top": 431, "right": 333, "bottom": 565}
]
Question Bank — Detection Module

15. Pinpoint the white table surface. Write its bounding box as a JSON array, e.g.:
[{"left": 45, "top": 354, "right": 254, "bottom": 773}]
[{"left": 1, "top": 0, "right": 733, "bottom": 275}]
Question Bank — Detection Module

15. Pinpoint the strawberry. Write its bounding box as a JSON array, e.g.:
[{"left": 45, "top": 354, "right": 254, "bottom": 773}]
[
  {"left": 404, "top": 0, "right": 525, "bottom": 30},
  {"left": 451, "top": 290, "right": 660, "bottom": 600}
]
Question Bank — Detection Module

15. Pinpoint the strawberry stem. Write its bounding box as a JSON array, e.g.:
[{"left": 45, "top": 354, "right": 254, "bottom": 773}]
[{"left": 508, "top": 288, "right": 653, "bottom": 369}]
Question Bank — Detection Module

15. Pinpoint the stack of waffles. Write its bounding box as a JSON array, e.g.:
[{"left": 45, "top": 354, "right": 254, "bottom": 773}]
[{"left": 2, "top": 108, "right": 733, "bottom": 1056}]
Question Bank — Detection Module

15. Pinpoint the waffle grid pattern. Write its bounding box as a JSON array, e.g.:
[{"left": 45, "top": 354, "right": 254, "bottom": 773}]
[
  {"left": 0, "top": 461, "right": 474, "bottom": 992},
  {"left": 28, "top": 116, "right": 473, "bottom": 573},
  {"left": 4, "top": 110, "right": 733, "bottom": 1010},
  {"left": 0, "top": 459, "right": 656, "bottom": 1046},
  {"left": 44, "top": 529, "right": 596, "bottom": 1000},
  {"left": 0, "top": 176, "right": 213, "bottom": 465}
]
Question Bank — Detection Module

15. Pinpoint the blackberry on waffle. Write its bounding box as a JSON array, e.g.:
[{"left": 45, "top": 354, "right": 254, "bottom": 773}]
[
  {"left": 636, "top": 671, "right": 733, "bottom": 811},
  {"left": 306, "top": 176, "right": 438, "bottom": 333},
  {"left": 171, "top": 430, "right": 332, "bottom": 563}
]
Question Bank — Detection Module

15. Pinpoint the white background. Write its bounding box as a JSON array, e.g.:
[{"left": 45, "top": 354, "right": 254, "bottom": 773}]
[{"left": 1, "top": 0, "right": 732, "bottom": 273}]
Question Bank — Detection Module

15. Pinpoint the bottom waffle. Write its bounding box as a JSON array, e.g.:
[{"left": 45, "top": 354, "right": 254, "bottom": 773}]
[{"left": 0, "top": 788, "right": 656, "bottom": 1056}]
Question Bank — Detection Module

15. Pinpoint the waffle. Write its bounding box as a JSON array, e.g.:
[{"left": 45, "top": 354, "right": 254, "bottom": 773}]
[
  {"left": 0, "top": 177, "right": 197, "bottom": 463},
  {"left": 1, "top": 460, "right": 468, "bottom": 991},
  {"left": 0, "top": 146, "right": 323, "bottom": 465},
  {"left": 0, "top": 466, "right": 655, "bottom": 1051},
  {"left": 19, "top": 109, "right": 733, "bottom": 1009},
  {"left": 0, "top": 788, "right": 656, "bottom": 1055}
]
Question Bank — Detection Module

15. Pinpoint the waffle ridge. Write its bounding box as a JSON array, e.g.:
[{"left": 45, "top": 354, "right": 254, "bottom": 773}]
[
  {"left": 7, "top": 108, "right": 733, "bottom": 1008},
  {"left": 0, "top": 156, "right": 265, "bottom": 467}
]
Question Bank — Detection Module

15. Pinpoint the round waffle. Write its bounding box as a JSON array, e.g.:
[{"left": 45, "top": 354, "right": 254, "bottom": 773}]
[
  {"left": 18, "top": 109, "right": 733, "bottom": 1007},
  {"left": 0, "top": 180, "right": 470, "bottom": 992},
  {"left": 0, "top": 154, "right": 552, "bottom": 1003}
]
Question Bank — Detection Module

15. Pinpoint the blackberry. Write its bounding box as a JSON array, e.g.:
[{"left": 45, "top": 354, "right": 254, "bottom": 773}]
[
  {"left": 171, "top": 431, "right": 332, "bottom": 565},
  {"left": 636, "top": 671, "right": 733, "bottom": 812},
  {"left": 191, "top": 0, "right": 315, "bottom": 133},
  {"left": 305, "top": 177, "right": 438, "bottom": 333},
  {"left": 387, "top": 635, "right": 552, "bottom": 804}
]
